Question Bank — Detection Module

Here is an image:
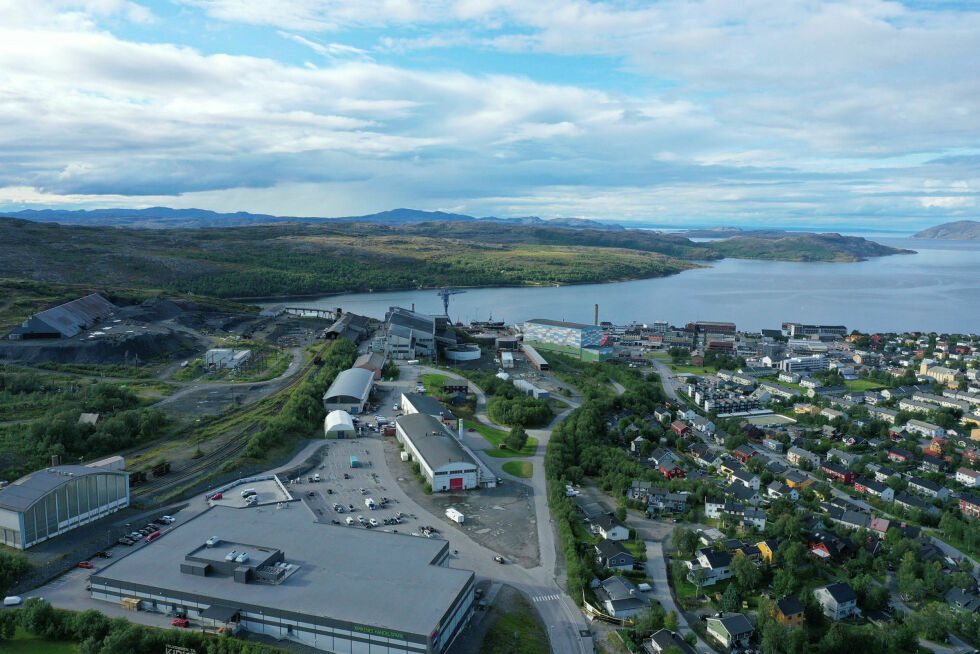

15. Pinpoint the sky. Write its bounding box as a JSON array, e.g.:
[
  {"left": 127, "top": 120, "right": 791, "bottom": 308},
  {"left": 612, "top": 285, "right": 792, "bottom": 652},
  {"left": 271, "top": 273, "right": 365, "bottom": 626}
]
[{"left": 0, "top": 0, "right": 978, "bottom": 230}]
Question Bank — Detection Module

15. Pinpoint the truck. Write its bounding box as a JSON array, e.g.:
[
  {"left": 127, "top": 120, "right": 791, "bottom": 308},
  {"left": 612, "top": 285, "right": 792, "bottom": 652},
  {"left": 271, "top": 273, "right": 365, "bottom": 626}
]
[
  {"left": 349, "top": 455, "right": 359, "bottom": 468},
  {"left": 406, "top": 359, "right": 420, "bottom": 365},
  {"left": 445, "top": 508, "right": 464, "bottom": 524},
  {"left": 313, "top": 473, "right": 321, "bottom": 482},
  {"left": 365, "top": 498, "right": 376, "bottom": 510}
]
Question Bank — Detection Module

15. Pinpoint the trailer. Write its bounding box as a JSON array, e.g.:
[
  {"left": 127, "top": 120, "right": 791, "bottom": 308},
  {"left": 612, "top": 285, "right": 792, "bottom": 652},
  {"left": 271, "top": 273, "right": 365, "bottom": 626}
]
[
  {"left": 128, "top": 471, "right": 147, "bottom": 486},
  {"left": 445, "top": 508, "right": 464, "bottom": 524},
  {"left": 349, "top": 455, "right": 360, "bottom": 468},
  {"left": 151, "top": 462, "right": 171, "bottom": 477}
]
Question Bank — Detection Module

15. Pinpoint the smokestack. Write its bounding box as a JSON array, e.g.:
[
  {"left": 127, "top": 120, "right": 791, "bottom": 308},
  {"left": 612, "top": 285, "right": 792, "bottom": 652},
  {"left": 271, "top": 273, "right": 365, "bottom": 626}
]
[
  {"left": 51, "top": 455, "right": 60, "bottom": 467},
  {"left": 594, "top": 304, "right": 598, "bottom": 326}
]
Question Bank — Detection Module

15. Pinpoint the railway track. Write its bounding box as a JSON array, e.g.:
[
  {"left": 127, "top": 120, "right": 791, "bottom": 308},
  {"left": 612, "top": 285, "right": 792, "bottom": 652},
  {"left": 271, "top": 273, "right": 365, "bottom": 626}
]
[{"left": 128, "top": 347, "right": 327, "bottom": 501}]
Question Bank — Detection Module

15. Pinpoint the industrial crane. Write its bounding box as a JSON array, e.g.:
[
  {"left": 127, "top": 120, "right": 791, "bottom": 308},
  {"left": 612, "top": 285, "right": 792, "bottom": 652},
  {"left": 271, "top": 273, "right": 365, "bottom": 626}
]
[{"left": 436, "top": 288, "right": 466, "bottom": 316}]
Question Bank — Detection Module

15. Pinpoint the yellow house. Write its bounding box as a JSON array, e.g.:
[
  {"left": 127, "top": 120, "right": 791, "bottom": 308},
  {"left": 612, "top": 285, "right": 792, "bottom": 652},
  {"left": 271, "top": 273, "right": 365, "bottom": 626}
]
[
  {"left": 793, "top": 403, "right": 820, "bottom": 416},
  {"left": 785, "top": 471, "right": 815, "bottom": 490},
  {"left": 756, "top": 539, "right": 780, "bottom": 564},
  {"left": 962, "top": 415, "right": 980, "bottom": 428},
  {"left": 719, "top": 461, "right": 740, "bottom": 478}
]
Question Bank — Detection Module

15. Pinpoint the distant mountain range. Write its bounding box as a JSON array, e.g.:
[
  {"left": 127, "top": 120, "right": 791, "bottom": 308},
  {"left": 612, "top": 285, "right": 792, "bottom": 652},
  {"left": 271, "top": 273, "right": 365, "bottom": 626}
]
[
  {"left": 1, "top": 207, "right": 624, "bottom": 231},
  {"left": 912, "top": 220, "right": 980, "bottom": 240},
  {"left": 676, "top": 226, "right": 807, "bottom": 238}
]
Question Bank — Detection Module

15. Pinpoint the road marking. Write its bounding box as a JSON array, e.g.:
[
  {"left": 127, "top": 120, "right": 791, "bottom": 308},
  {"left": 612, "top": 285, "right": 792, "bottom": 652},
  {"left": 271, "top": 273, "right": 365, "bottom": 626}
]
[{"left": 532, "top": 594, "right": 560, "bottom": 603}]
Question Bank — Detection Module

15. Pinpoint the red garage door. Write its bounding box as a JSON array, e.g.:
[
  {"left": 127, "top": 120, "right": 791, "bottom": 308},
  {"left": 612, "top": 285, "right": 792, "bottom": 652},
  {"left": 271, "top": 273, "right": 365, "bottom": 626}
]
[{"left": 449, "top": 477, "right": 463, "bottom": 491}]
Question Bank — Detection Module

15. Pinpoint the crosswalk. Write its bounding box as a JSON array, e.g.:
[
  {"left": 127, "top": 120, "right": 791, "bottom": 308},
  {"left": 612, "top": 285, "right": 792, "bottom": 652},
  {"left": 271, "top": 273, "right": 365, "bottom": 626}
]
[{"left": 531, "top": 593, "right": 561, "bottom": 603}]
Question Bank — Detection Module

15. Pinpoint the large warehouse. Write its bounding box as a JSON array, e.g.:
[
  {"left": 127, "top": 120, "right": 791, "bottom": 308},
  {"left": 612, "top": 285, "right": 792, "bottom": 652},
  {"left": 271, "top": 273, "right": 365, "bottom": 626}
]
[
  {"left": 395, "top": 414, "right": 495, "bottom": 491},
  {"left": 7, "top": 293, "right": 118, "bottom": 340},
  {"left": 323, "top": 410, "right": 357, "bottom": 439},
  {"left": 0, "top": 465, "right": 130, "bottom": 549},
  {"left": 90, "top": 505, "right": 475, "bottom": 654},
  {"left": 322, "top": 367, "right": 375, "bottom": 414},
  {"left": 522, "top": 318, "right": 611, "bottom": 362}
]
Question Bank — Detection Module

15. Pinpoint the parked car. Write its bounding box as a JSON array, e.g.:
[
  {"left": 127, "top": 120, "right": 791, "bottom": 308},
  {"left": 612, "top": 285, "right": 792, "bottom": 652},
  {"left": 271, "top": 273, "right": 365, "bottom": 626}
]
[
  {"left": 117, "top": 538, "right": 133, "bottom": 546},
  {"left": 494, "top": 556, "right": 505, "bottom": 564},
  {"left": 144, "top": 531, "right": 162, "bottom": 543},
  {"left": 369, "top": 518, "right": 379, "bottom": 527},
  {"left": 307, "top": 491, "right": 316, "bottom": 497},
  {"left": 94, "top": 551, "right": 111, "bottom": 558},
  {"left": 78, "top": 562, "right": 94, "bottom": 569},
  {"left": 171, "top": 619, "right": 189, "bottom": 628},
  {"left": 209, "top": 493, "right": 223, "bottom": 501},
  {"left": 161, "top": 515, "right": 175, "bottom": 523}
]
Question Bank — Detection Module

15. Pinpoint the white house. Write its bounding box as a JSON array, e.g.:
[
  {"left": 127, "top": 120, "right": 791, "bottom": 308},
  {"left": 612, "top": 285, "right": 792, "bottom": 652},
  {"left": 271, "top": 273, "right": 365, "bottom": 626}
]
[
  {"left": 592, "top": 514, "right": 630, "bottom": 541},
  {"left": 956, "top": 468, "right": 980, "bottom": 488},
  {"left": 815, "top": 582, "right": 859, "bottom": 621}
]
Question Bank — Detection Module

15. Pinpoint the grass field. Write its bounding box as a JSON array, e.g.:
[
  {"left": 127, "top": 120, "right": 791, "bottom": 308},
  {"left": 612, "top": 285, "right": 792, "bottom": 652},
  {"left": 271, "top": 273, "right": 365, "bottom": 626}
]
[
  {"left": 479, "top": 594, "right": 549, "bottom": 654},
  {"left": 502, "top": 461, "right": 533, "bottom": 478},
  {"left": 472, "top": 421, "right": 538, "bottom": 458},
  {"left": 669, "top": 364, "right": 718, "bottom": 375},
  {"left": 845, "top": 378, "right": 886, "bottom": 392},
  {"left": 6, "top": 628, "right": 79, "bottom": 654}
]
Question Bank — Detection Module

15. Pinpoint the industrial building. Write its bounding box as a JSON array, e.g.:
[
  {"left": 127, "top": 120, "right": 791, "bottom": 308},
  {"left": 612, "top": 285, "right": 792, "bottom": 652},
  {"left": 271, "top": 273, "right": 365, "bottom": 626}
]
[
  {"left": 7, "top": 293, "right": 118, "bottom": 340},
  {"left": 385, "top": 307, "right": 437, "bottom": 359},
  {"left": 781, "top": 322, "right": 847, "bottom": 339},
  {"left": 322, "top": 367, "right": 375, "bottom": 414},
  {"left": 353, "top": 352, "right": 387, "bottom": 380},
  {"left": 323, "top": 410, "right": 357, "bottom": 438},
  {"left": 522, "top": 319, "right": 611, "bottom": 362},
  {"left": 521, "top": 344, "right": 549, "bottom": 370},
  {"left": 90, "top": 505, "right": 475, "bottom": 654},
  {"left": 0, "top": 464, "right": 130, "bottom": 550},
  {"left": 205, "top": 349, "right": 252, "bottom": 370},
  {"left": 514, "top": 379, "right": 549, "bottom": 400},
  {"left": 322, "top": 312, "right": 372, "bottom": 343},
  {"left": 395, "top": 413, "right": 496, "bottom": 491},
  {"left": 400, "top": 393, "right": 456, "bottom": 424}
]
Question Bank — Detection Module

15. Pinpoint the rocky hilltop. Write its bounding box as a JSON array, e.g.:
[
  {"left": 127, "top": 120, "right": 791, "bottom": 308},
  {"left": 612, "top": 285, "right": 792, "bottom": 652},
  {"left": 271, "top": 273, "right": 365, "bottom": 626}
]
[{"left": 912, "top": 220, "right": 980, "bottom": 240}]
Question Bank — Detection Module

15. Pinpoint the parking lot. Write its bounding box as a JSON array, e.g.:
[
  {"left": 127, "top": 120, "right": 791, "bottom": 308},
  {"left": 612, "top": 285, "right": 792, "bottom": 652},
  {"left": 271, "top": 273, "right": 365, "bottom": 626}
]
[
  {"left": 208, "top": 478, "right": 291, "bottom": 508},
  {"left": 289, "top": 436, "right": 443, "bottom": 538}
]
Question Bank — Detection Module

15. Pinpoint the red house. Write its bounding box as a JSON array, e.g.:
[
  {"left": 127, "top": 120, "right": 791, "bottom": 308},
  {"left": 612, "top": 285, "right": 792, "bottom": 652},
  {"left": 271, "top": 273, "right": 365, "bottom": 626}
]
[
  {"left": 964, "top": 449, "right": 980, "bottom": 465},
  {"left": 670, "top": 420, "right": 691, "bottom": 437},
  {"left": 960, "top": 494, "right": 980, "bottom": 519},
  {"left": 887, "top": 447, "right": 913, "bottom": 463},
  {"left": 820, "top": 462, "right": 856, "bottom": 486},
  {"left": 660, "top": 465, "right": 686, "bottom": 480},
  {"left": 734, "top": 444, "right": 758, "bottom": 463}
]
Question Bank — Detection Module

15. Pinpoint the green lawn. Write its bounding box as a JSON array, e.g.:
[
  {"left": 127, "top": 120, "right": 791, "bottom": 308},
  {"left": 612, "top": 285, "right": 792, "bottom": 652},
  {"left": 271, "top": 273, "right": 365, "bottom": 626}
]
[
  {"left": 845, "top": 378, "right": 885, "bottom": 392},
  {"left": 669, "top": 365, "right": 718, "bottom": 375},
  {"left": 502, "top": 461, "right": 533, "bottom": 478},
  {"left": 465, "top": 420, "right": 538, "bottom": 457},
  {"left": 6, "top": 628, "right": 79, "bottom": 654},
  {"left": 479, "top": 594, "right": 549, "bottom": 654},
  {"left": 421, "top": 373, "right": 452, "bottom": 394}
]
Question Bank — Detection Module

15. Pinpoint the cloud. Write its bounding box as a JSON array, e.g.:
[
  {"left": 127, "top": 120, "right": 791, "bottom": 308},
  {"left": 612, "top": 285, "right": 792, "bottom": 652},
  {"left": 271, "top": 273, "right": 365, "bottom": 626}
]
[{"left": 277, "top": 31, "right": 374, "bottom": 61}]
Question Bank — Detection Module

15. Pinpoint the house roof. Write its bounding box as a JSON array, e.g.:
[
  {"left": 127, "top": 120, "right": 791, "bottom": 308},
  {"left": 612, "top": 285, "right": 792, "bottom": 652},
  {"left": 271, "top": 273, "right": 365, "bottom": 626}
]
[
  {"left": 711, "top": 613, "right": 753, "bottom": 636},
  {"left": 820, "top": 582, "right": 857, "bottom": 604},
  {"left": 776, "top": 596, "right": 805, "bottom": 616},
  {"left": 646, "top": 629, "right": 696, "bottom": 654},
  {"left": 594, "top": 514, "right": 627, "bottom": 532},
  {"left": 322, "top": 367, "right": 374, "bottom": 404},
  {"left": 394, "top": 413, "right": 478, "bottom": 472},
  {"left": 595, "top": 539, "right": 633, "bottom": 559}
]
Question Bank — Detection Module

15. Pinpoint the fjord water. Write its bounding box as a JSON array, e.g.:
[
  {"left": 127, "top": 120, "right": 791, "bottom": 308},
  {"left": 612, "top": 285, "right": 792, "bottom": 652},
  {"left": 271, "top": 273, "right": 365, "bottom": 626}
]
[{"left": 266, "top": 238, "right": 979, "bottom": 333}]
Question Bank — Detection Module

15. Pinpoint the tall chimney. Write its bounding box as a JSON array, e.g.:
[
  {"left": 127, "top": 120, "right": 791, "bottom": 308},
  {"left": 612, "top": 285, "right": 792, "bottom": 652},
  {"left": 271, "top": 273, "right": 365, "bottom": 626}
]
[{"left": 594, "top": 304, "right": 599, "bottom": 326}]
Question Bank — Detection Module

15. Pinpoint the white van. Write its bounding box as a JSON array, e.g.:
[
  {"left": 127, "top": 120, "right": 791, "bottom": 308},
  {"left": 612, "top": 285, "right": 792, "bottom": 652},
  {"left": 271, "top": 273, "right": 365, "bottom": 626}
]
[
  {"left": 3, "top": 596, "right": 22, "bottom": 607},
  {"left": 240, "top": 489, "right": 257, "bottom": 498},
  {"left": 345, "top": 517, "right": 355, "bottom": 526}
]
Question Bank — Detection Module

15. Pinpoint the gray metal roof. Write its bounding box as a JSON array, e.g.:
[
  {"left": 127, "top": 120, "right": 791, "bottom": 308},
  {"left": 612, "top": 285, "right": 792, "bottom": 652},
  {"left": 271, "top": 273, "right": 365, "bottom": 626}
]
[
  {"left": 322, "top": 367, "right": 374, "bottom": 404},
  {"left": 401, "top": 393, "right": 453, "bottom": 419},
  {"left": 354, "top": 352, "right": 385, "bottom": 371},
  {"left": 14, "top": 293, "right": 117, "bottom": 338},
  {"left": 387, "top": 307, "right": 434, "bottom": 334},
  {"left": 91, "top": 505, "right": 472, "bottom": 637},
  {"left": 0, "top": 465, "right": 125, "bottom": 512},
  {"left": 395, "top": 413, "right": 476, "bottom": 472}
]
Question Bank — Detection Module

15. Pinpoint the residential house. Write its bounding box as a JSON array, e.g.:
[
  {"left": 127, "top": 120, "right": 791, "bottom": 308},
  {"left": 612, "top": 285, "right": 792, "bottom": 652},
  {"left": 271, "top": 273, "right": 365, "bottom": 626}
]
[
  {"left": 821, "top": 407, "right": 845, "bottom": 421},
  {"left": 705, "top": 613, "right": 754, "bottom": 648},
  {"left": 787, "top": 446, "right": 821, "bottom": 469},
  {"left": 653, "top": 408, "right": 672, "bottom": 423},
  {"left": 757, "top": 539, "right": 781, "bottom": 564},
  {"left": 649, "top": 447, "right": 680, "bottom": 469},
  {"left": 630, "top": 435, "right": 648, "bottom": 455},
  {"left": 686, "top": 548, "right": 734, "bottom": 587},
  {"left": 907, "top": 476, "right": 949, "bottom": 500},
  {"left": 895, "top": 491, "right": 935, "bottom": 514},
  {"left": 815, "top": 582, "right": 859, "bottom": 620},
  {"left": 874, "top": 467, "right": 899, "bottom": 484},
  {"left": 866, "top": 405, "right": 898, "bottom": 424},
  {"left": 767, "top": 481, "right": 799, "bottom": 501},
  {"left": 959, "top": 494, "right": 980, "bottom": 519},
  {"left": 731, "top": 468, "right": 761, "bottom": 491},
  {"left": 704, "top": 498, "right": 728, "bottom": 520},
  {"left": 596, "top": 576, "right": 650, "bottom": 619},
  {"left": 648, "top": 492, "right": 689, "bottom": 515},
  {"left": 734, "top": 444, "right": 759, "bottom": 463},
  {"left": 762, "top": 437, "right": 785, "bottom": 453},
  {"left": 919, "top": 454, "right": 947, "bottom": 474},
  {"left": 809, "top": 531, "right": 857, "bottom": 562},
  {"left": 785, "top": 470, "right": 814, "bottom": 489},
  {"left": 742, "top": 507, "right": 767, "bottom": 530},
  {"left": 670, "top": 420, "right": 692, "bottom": 437},
  {"left": 887, "top": 447, "right": 914, "bottom": 464},
  {"left": 829, "top": 509, "right": 870, "bottom": 532},
  {"left": 945, "top": 587, "right": 980, "bottom": 613},
  {"left": 593, "top": 515, "right": 630, "bottom": 541},
  {"left": 820, "top": 462, "right": 856, "bottom": 486},
  {"left": 853, "top": 477, "right": 895, "bottom": 502},
  {"left": 643, "top": 629, "right": 697, "bottom": 654},
  {"left": 775, "top": 596, "right": 805, "bottom": 630},
  {"left": 905, "top": 419, "right": 946, "bottom": 439},
  {"left": 719, "top": 459, "right": 744, "bottom": 478},
  {"left": 628, "top": 480, "right": 655, "bottom": 503},
  {"left": 595, "top": 540, "right": 636, "bottom": 571},
  {"left": 826, "top": 448, "right": 858, "bottom": 468},
  {"left": 725, "top": 482, "right": 762, "bottom": 506},
  {"left": 692, "top": 415, "right": 715, "bottom": 434}
]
